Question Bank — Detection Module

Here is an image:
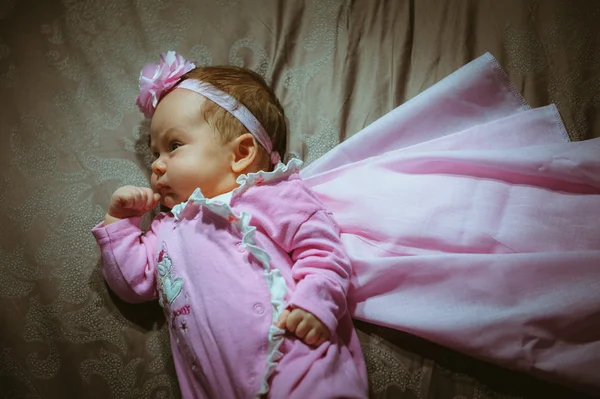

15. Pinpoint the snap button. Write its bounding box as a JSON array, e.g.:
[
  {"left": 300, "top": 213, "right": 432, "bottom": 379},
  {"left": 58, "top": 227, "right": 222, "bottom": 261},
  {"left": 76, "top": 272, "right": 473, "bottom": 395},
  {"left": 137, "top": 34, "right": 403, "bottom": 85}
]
[
  {"left": 236, "top": 242, "right": 246, "bottom": 252},
  {"left": 253, "top": 303, "right": 265, "bottom": 315}
]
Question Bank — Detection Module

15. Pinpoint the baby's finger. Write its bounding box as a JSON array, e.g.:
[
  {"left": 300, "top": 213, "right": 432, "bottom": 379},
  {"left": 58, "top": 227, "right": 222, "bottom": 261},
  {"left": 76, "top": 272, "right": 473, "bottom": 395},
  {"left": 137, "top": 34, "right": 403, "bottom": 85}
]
[
  {"left": 284, "top": 309, "right": 305, "bottom": 333},
  {"left": 130, "top": 188, "right": 142, "bottom": 210},
  {"left": 144, "top": 189, "right": 160, "bottom": 210},
  {"left": 137, "top": 190, "right": 149, "bottom": 211},
  {"left": 136, "top": 188, "right": 149, "bottom": 210},
  {"left": 276, "top": 309, "right": 290, "bottom": 328},
  {"left": 319, "top": 327, "right": 331, "bottom": 344},
  {"left": 304, "top": 329, "right": 319, "bottom": 346},
  {"left": 315, "top": 336, "right": 327, "bottom": 347},
  {"left": 118, "top": 192, "right": 135, "bottom": 209},
  {"left": 143, "top": 191, "right": 153, "bottom": 209},
  {"left": 141, "top": 187, "right": 154, "bottom": 199},
  {"left": 143, "top": 189, "right": 156, "bottom": 210},
  {"left": 294, "top": 320, "right": 310, "bottom": 339},
  {"left": 319, "top": 326, "right": 331, "bottom": 341},
  {"left": 151, "top": 193, "right": 161, "bottom": 208}
]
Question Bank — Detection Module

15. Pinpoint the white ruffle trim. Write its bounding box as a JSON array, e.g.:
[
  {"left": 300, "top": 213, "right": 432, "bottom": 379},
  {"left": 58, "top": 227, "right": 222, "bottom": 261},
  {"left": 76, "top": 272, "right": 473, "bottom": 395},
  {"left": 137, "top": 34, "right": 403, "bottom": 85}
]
[
  {"left": 170, "top": 158, "right": 303, "bottom": 396},
  {"left": 233, "top": 158, "right": 302, "bottom": 197}
]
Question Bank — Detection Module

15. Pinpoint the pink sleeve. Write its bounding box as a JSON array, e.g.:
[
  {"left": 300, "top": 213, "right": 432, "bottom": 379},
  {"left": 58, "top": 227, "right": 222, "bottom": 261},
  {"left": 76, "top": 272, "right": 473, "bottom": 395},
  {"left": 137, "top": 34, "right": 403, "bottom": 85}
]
[
  {"left": 91, "top": 216, "right": 162, "bottom": 303},
  {"left": 286, "top": 210, "right": 352, "bottom": 334}
]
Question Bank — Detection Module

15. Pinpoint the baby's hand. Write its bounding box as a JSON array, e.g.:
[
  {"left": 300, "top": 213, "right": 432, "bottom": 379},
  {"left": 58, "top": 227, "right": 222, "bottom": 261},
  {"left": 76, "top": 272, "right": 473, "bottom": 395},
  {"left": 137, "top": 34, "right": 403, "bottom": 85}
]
[
  {"left": 106, "top": 186, "right": 160, "bottom": 222},
  {"left": 277, "top": 307, "right": 331, "bottom": 347}
]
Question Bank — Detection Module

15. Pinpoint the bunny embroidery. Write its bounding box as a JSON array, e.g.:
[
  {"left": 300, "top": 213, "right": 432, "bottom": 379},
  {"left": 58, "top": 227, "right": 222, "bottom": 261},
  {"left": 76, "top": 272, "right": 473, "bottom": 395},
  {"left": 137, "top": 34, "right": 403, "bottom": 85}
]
[{"left": 156, "top": 242, "right": 184, "bottom": 308}]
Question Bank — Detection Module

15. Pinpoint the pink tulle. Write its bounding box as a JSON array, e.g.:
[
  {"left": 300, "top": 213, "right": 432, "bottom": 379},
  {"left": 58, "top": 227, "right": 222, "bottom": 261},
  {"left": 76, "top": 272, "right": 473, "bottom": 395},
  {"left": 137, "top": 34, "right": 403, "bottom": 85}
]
[{"left": 301, "top": 52, "right": 600, "bottom": 395}]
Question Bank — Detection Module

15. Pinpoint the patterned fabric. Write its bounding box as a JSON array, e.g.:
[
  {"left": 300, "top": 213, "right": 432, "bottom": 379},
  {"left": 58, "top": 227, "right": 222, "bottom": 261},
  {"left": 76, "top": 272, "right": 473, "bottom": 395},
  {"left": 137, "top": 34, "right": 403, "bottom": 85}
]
[{"left": 1, "top": 0, "right": 599, "bottom": 398}]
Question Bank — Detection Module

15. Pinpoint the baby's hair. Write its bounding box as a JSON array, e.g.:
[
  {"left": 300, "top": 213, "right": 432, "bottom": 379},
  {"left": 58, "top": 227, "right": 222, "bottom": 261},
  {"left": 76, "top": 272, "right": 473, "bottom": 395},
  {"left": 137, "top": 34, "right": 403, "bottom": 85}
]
[{"left": 181, "top": 66, "right": 287, "bottom": 170}]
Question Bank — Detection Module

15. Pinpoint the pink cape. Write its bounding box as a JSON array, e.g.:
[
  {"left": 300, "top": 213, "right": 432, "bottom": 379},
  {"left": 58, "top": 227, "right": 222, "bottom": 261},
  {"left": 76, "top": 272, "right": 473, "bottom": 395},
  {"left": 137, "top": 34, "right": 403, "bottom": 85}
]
[{"left": 300, "top": 53, "right": 600, "bottom": 395}]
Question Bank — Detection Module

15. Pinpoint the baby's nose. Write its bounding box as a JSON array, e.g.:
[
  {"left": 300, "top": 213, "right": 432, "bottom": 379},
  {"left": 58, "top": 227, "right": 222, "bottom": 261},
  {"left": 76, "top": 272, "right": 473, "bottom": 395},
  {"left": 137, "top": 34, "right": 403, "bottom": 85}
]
[{"left": 152, "top": 159, "right": 166, "bottom": 176}]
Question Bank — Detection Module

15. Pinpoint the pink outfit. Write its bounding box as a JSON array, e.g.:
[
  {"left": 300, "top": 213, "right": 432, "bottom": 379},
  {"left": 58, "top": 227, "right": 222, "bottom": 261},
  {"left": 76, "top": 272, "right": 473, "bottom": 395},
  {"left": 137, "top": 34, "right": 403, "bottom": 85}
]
[
  {"left": 301, "top": 53, "right": 600, "bottom": 395},
  {"left": 92, "top": 163, "right": 368, "bottom": 399}
]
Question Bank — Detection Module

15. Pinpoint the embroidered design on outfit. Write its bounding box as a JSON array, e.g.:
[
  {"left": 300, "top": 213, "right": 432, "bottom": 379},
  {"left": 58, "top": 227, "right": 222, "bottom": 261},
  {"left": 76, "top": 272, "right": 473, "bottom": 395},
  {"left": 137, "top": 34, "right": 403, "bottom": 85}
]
[
  {"left": 156, "top": 242, "right": 184, "bottom": 308},
  {"left": 171, "top": 304, "right": 192, "bottom": 328},
  {"left": 156, "top": 245, "right": 197, "bottom": 367}
]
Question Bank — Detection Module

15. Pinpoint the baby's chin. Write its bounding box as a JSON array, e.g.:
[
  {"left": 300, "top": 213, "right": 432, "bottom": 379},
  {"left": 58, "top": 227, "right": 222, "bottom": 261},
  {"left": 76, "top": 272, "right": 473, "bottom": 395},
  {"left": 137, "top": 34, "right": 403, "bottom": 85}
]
[{"left": 160, "top": 194, "right": 183, "bottom": 209}]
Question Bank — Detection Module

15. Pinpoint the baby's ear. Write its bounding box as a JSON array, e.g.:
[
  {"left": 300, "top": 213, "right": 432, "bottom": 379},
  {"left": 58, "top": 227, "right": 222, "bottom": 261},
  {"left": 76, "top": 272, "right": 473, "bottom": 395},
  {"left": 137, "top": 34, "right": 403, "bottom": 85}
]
[{"left": 231, "top": 133, "right": 259, "bottom": 173}]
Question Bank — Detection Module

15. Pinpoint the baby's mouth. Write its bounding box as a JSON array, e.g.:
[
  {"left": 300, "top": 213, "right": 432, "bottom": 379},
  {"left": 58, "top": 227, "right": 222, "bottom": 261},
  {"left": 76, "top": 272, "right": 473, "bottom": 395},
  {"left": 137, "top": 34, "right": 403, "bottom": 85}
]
[{"left": 155, "top": 185, "right": 170, "bottom": 196}]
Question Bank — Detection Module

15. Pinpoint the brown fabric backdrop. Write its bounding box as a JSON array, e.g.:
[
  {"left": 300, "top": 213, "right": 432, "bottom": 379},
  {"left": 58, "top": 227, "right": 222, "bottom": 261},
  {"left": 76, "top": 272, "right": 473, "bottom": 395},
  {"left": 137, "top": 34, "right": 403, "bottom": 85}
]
[{"left": 1, "top": 0, "right": 598, "bottom": 398}]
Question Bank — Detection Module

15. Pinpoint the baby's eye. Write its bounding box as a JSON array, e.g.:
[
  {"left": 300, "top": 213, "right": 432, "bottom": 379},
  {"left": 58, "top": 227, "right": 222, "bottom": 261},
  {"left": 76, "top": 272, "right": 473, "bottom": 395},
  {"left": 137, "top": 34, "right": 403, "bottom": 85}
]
[
  {"left": 152, "top": 152, "right": 160, "bottom": 159},
  {"left": 170, "top": 142, "right": 182, "bottom": 151}
]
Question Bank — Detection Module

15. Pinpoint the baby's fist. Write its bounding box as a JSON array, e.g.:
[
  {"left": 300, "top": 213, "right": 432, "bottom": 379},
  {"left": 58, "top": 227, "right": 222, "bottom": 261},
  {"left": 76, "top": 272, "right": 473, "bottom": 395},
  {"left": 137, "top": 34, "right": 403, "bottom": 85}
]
[
  {"left": 277, "top": 307, "right": 330, "bottom": 347},
  {"left": 108, "top": 186, "right": 160, "bottom": 220}
]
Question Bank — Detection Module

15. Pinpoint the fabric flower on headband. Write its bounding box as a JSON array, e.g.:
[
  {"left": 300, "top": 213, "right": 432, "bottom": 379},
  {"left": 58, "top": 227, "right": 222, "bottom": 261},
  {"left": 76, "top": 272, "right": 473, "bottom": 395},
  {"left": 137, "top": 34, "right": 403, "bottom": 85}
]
[{"left": 136, "top": 51, "right": 196, "bottom": 117}]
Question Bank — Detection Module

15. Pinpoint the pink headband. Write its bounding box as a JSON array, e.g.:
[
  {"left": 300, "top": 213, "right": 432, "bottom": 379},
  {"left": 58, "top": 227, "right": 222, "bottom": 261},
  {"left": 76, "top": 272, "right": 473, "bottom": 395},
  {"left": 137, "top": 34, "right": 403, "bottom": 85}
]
[{"left": 136, "top": 51, "right": 281, "bottom": 165}]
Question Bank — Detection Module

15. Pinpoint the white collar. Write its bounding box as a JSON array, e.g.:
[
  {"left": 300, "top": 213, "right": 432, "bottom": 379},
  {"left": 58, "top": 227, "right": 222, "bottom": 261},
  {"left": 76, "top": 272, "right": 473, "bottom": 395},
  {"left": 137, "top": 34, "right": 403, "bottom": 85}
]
[
  {"left": 170, "top": 158, "right": 303, "bottom": 221},
  {"left": 211, "top": 191, "right": 233, "bottom": 205}
]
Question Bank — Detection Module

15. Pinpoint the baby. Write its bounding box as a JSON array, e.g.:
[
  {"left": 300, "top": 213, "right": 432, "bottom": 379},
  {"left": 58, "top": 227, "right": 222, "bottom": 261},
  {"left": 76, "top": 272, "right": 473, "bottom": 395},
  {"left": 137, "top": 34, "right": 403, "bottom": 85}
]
[{"left": 92, "top": 52, "right": 368, "bottom": 398}]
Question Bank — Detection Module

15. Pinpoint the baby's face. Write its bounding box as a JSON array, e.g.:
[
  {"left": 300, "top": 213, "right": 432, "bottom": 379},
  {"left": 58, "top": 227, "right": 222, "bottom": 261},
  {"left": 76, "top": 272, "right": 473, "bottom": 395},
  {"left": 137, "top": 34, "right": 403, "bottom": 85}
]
[{"left": 149, "top": 89, "right": 235, "bottom": 208}]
